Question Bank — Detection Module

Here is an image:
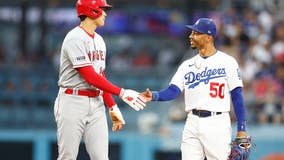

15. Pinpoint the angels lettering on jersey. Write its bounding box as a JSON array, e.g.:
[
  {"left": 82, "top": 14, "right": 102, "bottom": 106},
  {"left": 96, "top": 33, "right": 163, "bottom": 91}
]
[
  {"left": 89, "top": 49, "right": 106, "bottom": 75},
  {"left": 87, "top": 50, "right": 105, "bottom": 62},
  {"left": 74, "top": 50, "right": 105, "bottom": 63}
]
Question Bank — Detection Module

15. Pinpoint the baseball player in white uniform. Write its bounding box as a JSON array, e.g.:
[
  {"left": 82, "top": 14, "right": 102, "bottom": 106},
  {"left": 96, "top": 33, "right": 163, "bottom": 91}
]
[
  {"left": 53, "top": 0, "right": 146, "bottom": 159},
  {"left": 141, "top": 18, "right": 248, "bottom": 160}
]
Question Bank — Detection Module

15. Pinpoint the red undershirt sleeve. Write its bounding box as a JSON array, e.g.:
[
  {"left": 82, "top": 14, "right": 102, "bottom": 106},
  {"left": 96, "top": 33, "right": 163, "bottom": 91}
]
[
  {"left": 102, "top": 71, "right": 116, "bottom": 109},
  {"left": 76, "top": 66, "right": 122, "bottom": 97},
  {"left": 102, "top": 92, "right": 116, "bottom": 109}
]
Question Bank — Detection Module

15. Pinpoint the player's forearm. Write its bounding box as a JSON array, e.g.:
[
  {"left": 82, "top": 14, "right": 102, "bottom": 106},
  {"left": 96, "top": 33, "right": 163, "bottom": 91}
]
[
  {"left": 152, "top": 84, "right": 181, "bottom": 101},
  {"left": 101, "top": 71, "right": 117, "bottom": 109},
  {"left": 103, "top": 92, "right": 116, "bottom": 109},
  {"left": 231, "top": 87, "right": 246, "bottom": 131},
  {"left": 76, "top": 66, "right": 121, "bottom": 96}
]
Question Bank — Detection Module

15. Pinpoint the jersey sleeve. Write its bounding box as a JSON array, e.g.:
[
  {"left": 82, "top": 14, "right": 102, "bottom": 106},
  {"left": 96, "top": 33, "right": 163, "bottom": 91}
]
[
  {"left": 152, "top": 84, "right": 181, "bottom": 101},
  {"left": 170, "top": 63, "right": 186, "bottom": 92},
  {"left": 227, "top": 58, "right": 243, "bottom": 91},
  {"left": 64, "top": 39, "right": 92, "bottom": 68}
]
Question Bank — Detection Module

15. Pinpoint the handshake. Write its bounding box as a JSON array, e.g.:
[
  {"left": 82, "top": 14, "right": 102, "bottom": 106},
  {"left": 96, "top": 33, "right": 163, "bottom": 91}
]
[
  {"left": 109, "top": 88, "right": 152, "bottom": 132},
  {"left": 119, "top": 88, "right": 152, "bottom": 111}
]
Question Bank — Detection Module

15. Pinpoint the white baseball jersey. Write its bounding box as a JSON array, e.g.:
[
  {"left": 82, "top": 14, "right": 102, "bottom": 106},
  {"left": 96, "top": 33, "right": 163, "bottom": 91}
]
[
  {"left": 170, "top": 51, "right": 243, "bottom": 112},
  {"left": 58, "top": 26, "right": 106, "bottom": 90}
]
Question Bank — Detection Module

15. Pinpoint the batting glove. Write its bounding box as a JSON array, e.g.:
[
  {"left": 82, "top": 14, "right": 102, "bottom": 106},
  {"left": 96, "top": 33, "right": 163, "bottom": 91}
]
[
  {"left": 119, "top": 89, "right": 146, "bottom": 111},
  {"left": 109, "top": 104, "right": 125, "bottom": 131}
]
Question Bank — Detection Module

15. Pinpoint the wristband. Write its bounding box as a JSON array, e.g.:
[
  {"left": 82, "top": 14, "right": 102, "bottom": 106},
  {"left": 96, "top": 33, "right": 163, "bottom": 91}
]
[
  {"left": 238, "top": 121, "right": 246, "bottom": 131},
  {"left": 152, "top": 91, "right": 159, "bottom": 101}
]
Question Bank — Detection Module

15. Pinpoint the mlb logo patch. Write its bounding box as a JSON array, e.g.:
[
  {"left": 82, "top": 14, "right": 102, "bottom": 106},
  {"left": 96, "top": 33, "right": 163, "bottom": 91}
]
[
  {"left": 76, "top": 56, "right": 86, "bottom": 61},
  {"left": 74, "top": 56, "right": 87, "bottom": 63},
  {"left": 237, "top": 68, "right": 242, "bottom": 80}
]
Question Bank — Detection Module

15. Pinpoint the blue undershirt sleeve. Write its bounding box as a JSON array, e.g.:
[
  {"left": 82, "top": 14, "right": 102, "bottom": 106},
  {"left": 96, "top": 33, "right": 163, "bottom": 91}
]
[
  {"left": 231, "top": 87, "right": 246, "bottom": 131},
  {"left": 152, "top": 84, "right": 181, "bottom": 101}
]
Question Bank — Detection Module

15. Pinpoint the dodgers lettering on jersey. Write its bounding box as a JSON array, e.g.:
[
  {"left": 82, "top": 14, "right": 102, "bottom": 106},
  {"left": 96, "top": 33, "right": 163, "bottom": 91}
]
[
  {"left": 170, "top": 51, "right": 243, "bottom": 112},
  {"left": 185, "top": 67, "right": 226, "bottom": 89}
]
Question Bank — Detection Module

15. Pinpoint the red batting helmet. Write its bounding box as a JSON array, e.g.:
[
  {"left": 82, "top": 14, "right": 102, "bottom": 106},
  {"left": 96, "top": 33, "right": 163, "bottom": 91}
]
[{"left": 76, "top": 0, "right": 112, "bottom": 19}]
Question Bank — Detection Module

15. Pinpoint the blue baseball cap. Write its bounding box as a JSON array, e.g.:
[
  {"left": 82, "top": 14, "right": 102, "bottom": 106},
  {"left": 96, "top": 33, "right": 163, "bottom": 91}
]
[{"left": 186, "top": 18, "right": 217, "bottom": 38}]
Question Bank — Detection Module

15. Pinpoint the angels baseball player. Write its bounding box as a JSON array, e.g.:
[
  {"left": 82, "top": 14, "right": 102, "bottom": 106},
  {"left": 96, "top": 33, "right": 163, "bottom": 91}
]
[
  {"left": 53, "top": 0, "right": 146, "bottom": 159},
  {"left": 142, "top": 18, "right": 248, "bottom": 160}
]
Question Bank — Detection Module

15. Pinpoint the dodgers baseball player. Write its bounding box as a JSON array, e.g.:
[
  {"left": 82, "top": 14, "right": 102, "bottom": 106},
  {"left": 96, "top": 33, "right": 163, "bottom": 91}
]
[
  {"left": 141, "top": 18, "right": 248, "bottom": 160},
  {"left": 53, "top": 0, "right": 146, "bottom": 159}
]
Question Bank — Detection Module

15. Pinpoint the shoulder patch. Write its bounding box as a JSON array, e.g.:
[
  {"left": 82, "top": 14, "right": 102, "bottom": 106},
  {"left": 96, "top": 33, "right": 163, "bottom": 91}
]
[
  {"left": 237, "top": 68, "right": 242, "bottom": 80},
  {"left": 76, "top": 56, "right": 86, "bottom": 61}
]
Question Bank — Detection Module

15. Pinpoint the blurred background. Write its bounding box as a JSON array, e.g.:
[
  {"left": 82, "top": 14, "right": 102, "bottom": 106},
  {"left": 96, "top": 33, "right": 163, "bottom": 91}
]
[{"left": 0, "top": 0, "right": 284, "bottom": 159}]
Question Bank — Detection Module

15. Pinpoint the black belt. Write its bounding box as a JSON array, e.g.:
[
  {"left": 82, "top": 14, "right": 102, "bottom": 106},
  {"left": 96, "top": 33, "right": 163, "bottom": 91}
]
[{"left": 191, "top": 109, "right": 222, "bottom": 118}]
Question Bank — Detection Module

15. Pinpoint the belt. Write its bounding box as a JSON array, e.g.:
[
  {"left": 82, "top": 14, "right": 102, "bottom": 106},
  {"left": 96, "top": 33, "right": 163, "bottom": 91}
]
[
  {"left": 64, "top": 88, "right": 100, "bottom": 97},
  {"left": 191, "top": 109, "right": 222, "bottom": 118}
]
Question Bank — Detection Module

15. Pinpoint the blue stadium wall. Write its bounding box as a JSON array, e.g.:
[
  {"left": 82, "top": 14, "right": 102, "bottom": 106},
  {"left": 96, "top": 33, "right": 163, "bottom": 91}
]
[{"left": 0, "top": 125, "right": 284, "bottom": 160}]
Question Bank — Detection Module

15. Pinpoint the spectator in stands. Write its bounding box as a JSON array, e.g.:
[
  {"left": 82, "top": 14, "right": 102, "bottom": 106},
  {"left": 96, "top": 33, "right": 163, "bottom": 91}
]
[
  {"left": 157, "top": 44, "right": 180, "bottom": 68},
  {"left": 249, "top": 35, "right": 272, "bottom": 65},
  {"left": 281, "top": 96, "right": 284, "bottom": 123},
  {"left": 253, "top": 75, "right": 283, "bottom": 124},
  {"left": 271, "top": 21, "right": 284, "bottom": 64},
  {"left": 109, "top": 47, "right": 132, "bottom": 71},
  {"left": 1, "top": 79, "right": 17, "bottom": 106},
  {"left": 132, "top": 46, "right": 155, "bottom": 68},
  {"left": 19, "top": 78, "right": 36, "bottom": 106}
]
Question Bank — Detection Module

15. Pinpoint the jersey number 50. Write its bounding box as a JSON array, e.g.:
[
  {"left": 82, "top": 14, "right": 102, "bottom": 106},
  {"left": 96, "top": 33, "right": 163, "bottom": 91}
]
[{"left": 209, "top": 82, "right": 225, "bottom": 99}]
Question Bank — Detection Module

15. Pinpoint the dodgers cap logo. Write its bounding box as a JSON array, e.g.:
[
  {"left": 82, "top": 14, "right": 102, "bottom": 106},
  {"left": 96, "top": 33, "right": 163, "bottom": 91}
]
[{"left": 186, "top": 18, "right": 217, "bottom": 38}]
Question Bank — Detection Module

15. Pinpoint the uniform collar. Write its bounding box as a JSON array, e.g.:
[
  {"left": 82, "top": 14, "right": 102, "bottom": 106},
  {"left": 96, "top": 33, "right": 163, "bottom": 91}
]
[{"left": 79, "top": 25, "right": 95, "bottom": 38}]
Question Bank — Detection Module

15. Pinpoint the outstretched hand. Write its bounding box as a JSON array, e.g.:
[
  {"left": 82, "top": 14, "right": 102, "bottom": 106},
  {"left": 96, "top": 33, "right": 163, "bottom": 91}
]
[
  {"left": 140, "top": 88, "right": 153, "bottom": 102},
  {"left": 109, "top": 105, "right": 125, "bottom": 131},
  {"left": 120, "top": 89, "right": 146, "bottom": 111}
]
